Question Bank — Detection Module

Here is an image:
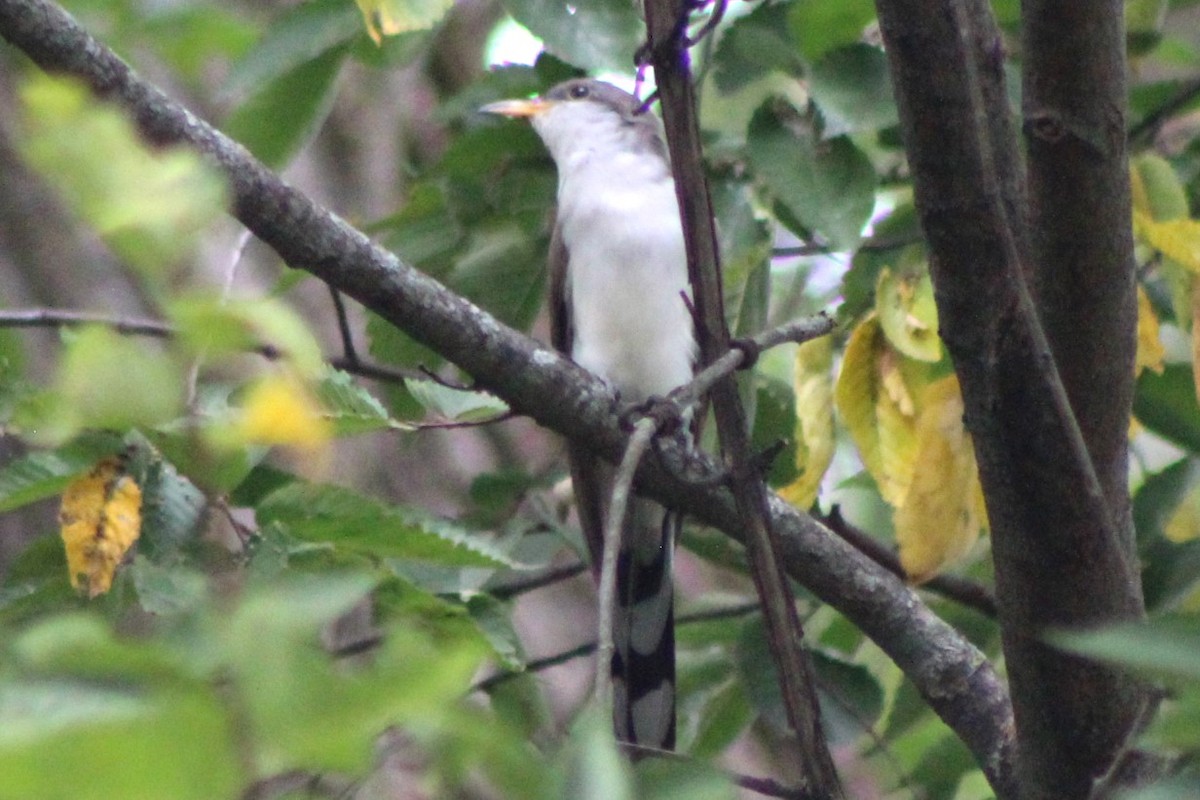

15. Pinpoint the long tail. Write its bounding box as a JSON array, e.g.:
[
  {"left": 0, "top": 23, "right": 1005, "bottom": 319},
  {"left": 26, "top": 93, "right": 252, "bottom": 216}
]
[
  {"left": 569, "top": 444, "right": 677, "bottom": 750},
  {"left": 612, "top": 495, "right": 676, "bottom": 749}
]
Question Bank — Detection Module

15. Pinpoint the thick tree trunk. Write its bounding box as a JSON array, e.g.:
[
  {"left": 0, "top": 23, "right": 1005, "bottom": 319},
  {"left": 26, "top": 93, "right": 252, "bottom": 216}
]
[{"left": 874, "top": 0, "right": 1148, "bottom": 797}]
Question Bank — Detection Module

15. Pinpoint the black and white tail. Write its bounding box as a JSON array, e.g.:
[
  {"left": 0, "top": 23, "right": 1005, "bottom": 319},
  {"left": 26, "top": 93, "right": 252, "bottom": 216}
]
[{"left": 569, "top": 443, "right": 677, "bottom": 750}]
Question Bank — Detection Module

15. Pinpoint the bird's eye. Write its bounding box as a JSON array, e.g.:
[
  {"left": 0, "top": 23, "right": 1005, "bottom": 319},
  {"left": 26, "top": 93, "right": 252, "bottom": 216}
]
[{"left": 569, "top": 84, "right": 590, "bottom": 99}]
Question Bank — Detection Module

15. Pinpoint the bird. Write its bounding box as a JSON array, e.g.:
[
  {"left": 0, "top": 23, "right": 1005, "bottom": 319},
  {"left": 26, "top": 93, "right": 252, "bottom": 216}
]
[{"left": 482, "top": 78, "right": 697, "bottom": 750}]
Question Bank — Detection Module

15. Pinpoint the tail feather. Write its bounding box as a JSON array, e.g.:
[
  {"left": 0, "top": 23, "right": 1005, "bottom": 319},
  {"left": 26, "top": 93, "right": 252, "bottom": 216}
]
[
  {"left": 568, "top": 443, "right": 676, "bottom": 750},
  {"left": 612, "top": 498, "right": 676, "bottom": 750}
]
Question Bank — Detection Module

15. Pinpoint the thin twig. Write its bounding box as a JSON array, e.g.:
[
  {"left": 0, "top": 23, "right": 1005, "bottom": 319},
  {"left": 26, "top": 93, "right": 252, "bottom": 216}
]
[
  {"left": 820, "top": 507, "right": 998, "bottom": 618},
  {"left": 487, "top": 560, "right": 589, "bottom": 600},
  {"left": 682, "top": 0, "right": 728, "bottom": 47},
  {"left": 328, "top": 285, "right": 359, "bottom": 363},
  {"left": 617, "top": 742, "right": 816, "bottom": 800},
  {"left": 594, "top": 416, "right": 658, "bottom": 708},
  {"left": 0, "top": 307, "right": 428, "bottom": 384},
  {"left": 471, "top": 601, "right": 762, "bottom": 692},
  {"left": 1128, "top": 76, "right": 1200, "bottom": 146},
  {"left": 670, "top": 313, "right": 834, "bottom": 412}
]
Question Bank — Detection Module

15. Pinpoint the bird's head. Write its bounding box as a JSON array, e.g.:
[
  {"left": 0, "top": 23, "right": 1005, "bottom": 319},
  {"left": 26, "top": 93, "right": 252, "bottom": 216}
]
[{"left": 481, "top": 78, "right": 666, "bottom": 168}]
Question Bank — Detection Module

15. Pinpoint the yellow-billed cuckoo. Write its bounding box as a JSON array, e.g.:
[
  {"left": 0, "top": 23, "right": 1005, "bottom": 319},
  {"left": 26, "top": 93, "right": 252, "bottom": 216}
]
[{"left": 482, "top": 79, "right": 696, "bottom": 749}]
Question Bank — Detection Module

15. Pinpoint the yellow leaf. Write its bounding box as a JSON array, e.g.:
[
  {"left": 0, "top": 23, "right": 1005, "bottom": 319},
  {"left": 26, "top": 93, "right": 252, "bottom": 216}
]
[
  {"left": 876, "top": 267, "right": 941, "bottom": 363},
  {"left": 894, "top": 376, "right": 985, "bottom": 583},
  {"left": 780, "top": 337, "right": 834, "bottom": 509},
  {"left": 1136, "top": 284, "right": 1165, "bottom": 376},
  {"left": 355, "top": 0, "right": 453, "bottom": 44},
  {"left": 60, "top": 457, "right": 142, "bottom": 598},
  {"left": 1134, "top": 213, "right": 1200, "bottom": 274},
  {"left": 1193, "top": 283, "right": 1200, "bottom": 408},
  {"left": 236, "top": 374, "right": 332, "bottom": 449},
  {"left": 835, "top": 316, "right": 920, "bottom": 506},
  {"left": 1165, "top": 483, "right": 1200, "bottom": 544}
]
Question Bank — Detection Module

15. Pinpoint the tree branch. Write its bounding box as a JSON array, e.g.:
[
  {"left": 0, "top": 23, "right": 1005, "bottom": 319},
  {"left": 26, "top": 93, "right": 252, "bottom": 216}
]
[
  {"left": 873, "top": 0, "right": 1146, "bottom": 796},
  {"left": 0, "top": 0, "right": 1014, "bottom": 790},
  {"left": 642, "top": 2, "right": 843, "bottom": 794}
]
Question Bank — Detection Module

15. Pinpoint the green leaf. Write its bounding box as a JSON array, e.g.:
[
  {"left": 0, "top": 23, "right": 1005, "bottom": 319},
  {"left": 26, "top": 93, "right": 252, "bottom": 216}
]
[
  {"left": 0, "top": 433, "right": 124, "bottom": 512},
  {"left": 222, "top": 0, "right": 361, "bottom": 99},
  {"left": 125, "top": 436, "right": 207, "bottom": 560},
  {"left": 130, "top": 557, "right": 209, "bottom": 617},
  {"left": 0, "top": 678, "right": 241, "bottom": 800},
  {"left": 633, "top": 757, "right": 736, "bottom": 800},
  {"left": 225, "top": 574, "right": 486, "bottom": 773},
  {"left": 316, "top": 370, "right": 415, "bottom": 435},
  {"left": 223, "top": 44, "right": 348, "bottom": 168},
  {"left": 26, "top": 328, "right": 184, "bottom": 445},
  {"left": 450, "top": 224, "right": 547, "bottom": 332},
  {"left": 751, "top": 375, "right": 799, "bottom": 488},
  {"left": 257, "top": 482, "right": 518, "bottom": 567},
  {"left": 499, "top": 0, "right": 644, "bottom": 73},
  {"left": 19, "top": 75, "right": 228, "bottom": 281},
  {"left": 710, "top": 2, "right": 804, "bottom": 93},
  {"left": 686, "top": 679, "right": 752, "bottom": 758},
  {"left": 140, "top": 6, "right": 258, "bottom": 85},
  {"left": 1135, "top": 459, "right": 1200, "bottom": 610},
  {"left": 1135, "top": 363, "right": 1200, "bottom": 452},
  {"left": 466, "top": 594, "right": 525, "bottom": 669},
  {"left": 0, "top": 614, "right": 241, "bottom": 799},
  {"left": 747, "top": 101, "right": 876, "bottom": 251},
  {"left": 734, "top": 616, "right": 882, "bottom": 741},
  {"left": 407, "top": 378, "right": 510, "bottom": 422},
  {"left": 560, "top": 707, "right": 635, "bottom": 800},
  {"left": 787, "top": 0, "right": 877, "bottom": 62},
  {"left": 1049, "top": 615, "right": 1200, "bottom": 682},
  {"left": 809, "top": 44, "right": 898, "bottom": 136}
]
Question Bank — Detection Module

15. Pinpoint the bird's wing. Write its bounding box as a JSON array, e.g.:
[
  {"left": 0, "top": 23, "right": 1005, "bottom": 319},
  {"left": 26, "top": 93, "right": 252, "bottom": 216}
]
[{"left": 550, "top": 220, "right": 677, "bottom": 750}]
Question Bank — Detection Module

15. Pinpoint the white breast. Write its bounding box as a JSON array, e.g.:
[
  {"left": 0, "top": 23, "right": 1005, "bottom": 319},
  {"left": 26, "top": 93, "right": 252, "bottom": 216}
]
[{"left": 556, "top": 153, "right": 696, "bottom": 401}]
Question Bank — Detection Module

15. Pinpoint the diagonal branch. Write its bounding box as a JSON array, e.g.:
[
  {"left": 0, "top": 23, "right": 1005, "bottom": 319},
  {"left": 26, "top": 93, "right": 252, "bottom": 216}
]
[{"left": 0, "top": 0, "right": 1014, "bottom": 791}]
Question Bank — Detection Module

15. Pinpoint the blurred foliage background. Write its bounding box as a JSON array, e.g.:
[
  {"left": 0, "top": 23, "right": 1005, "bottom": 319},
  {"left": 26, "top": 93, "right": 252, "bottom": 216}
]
[{"left": 4, "top": 0, "right": 1200, "bottom": 797}]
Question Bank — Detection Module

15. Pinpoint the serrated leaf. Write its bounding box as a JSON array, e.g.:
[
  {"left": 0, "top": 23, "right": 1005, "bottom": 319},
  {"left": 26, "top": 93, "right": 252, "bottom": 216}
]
[
  {"left": 257, "top": 482, "right": 517, "bottom": 567},
  {"left": 894, "top": 376, "right": 986, "bottom": 583},
  {"left": 466, "top": 594, "right": 524, "bottom": 669},
  {"left": 747, "top": 101, "right": 876, "bottom": 251},
  {"left": 500, "top": 0, "right": 644, "bottom": 73},
  {"left": 779, "top": 337, "right": 834, "bottom": 509},
  {"left": 406, "top": 378, "right": 510, "bottom": 422},
  {"left": 876, "top": 266, "right": 941, "bottom": 362},
  {"left": 315, "top": 370, "right": 414, "bottom": 435},
  {"left": 809, "top": 43, "right": 898, "bottom": 136}
]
